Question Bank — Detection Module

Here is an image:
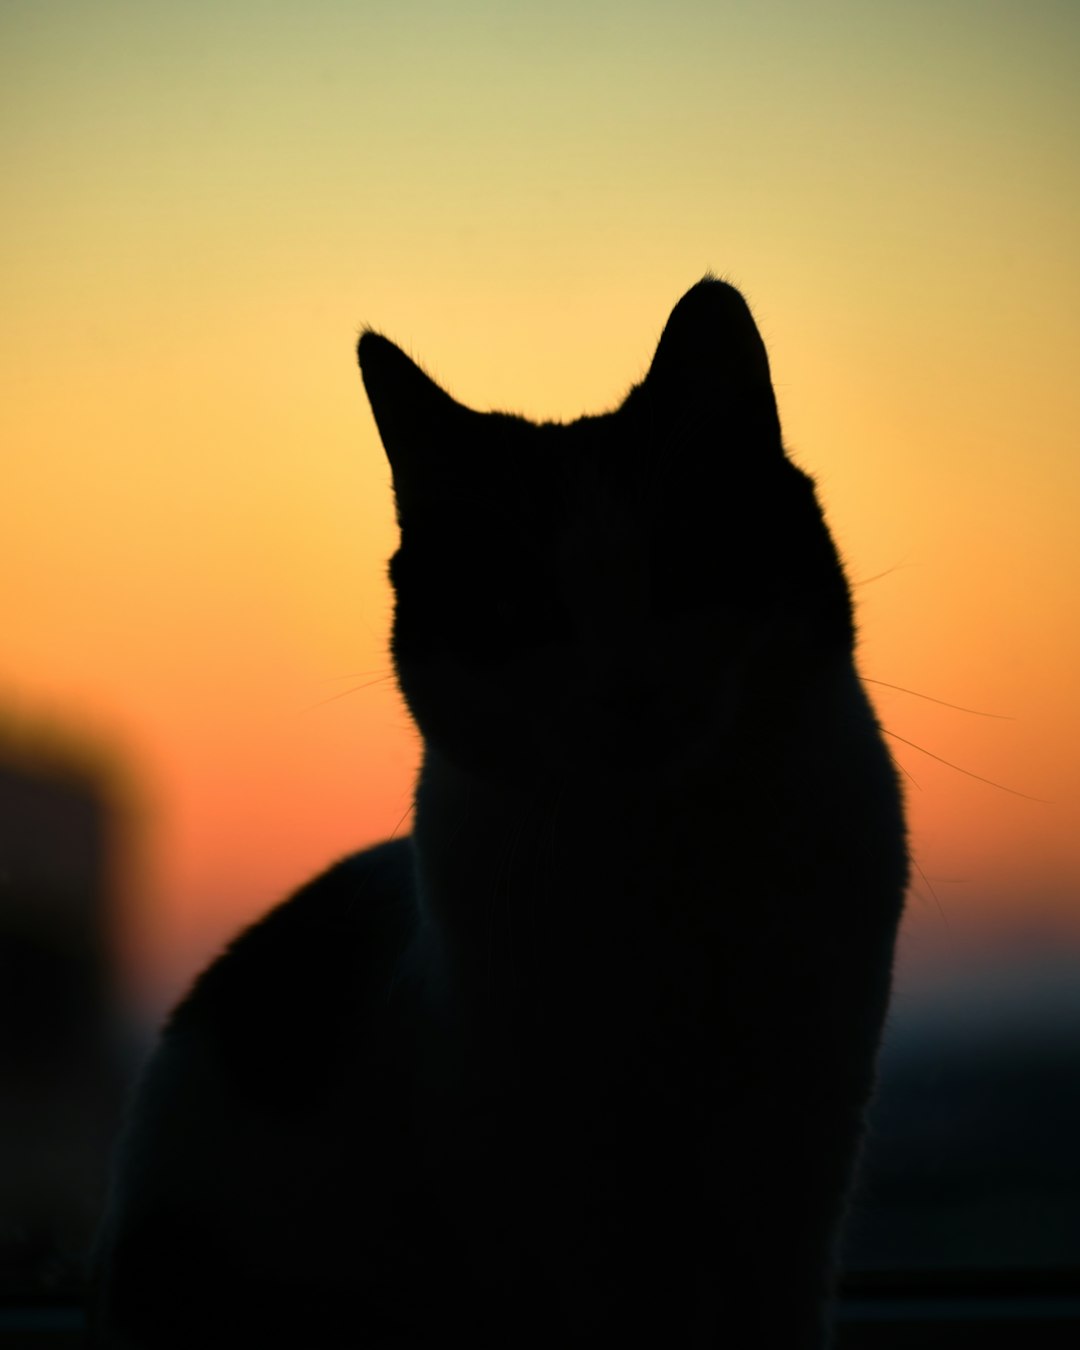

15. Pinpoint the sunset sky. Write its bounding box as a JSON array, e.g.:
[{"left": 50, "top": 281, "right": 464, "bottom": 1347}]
[{"left": 3, "top": 0, "right": 1078, "bottom": 1016}]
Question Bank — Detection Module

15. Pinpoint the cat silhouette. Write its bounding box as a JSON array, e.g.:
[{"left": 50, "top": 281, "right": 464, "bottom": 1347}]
[{"left": 90, "top": 278, "right": 907, "bottom": 1348}]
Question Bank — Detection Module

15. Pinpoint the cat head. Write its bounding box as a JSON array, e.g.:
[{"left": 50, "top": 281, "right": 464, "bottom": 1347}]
[{"left": 358, "top": 279, "right": 854, "bottom": 785}]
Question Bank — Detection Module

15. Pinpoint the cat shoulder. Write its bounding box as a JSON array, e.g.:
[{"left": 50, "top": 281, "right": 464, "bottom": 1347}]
[
  {"left": 155, "top": 837, "right": 416, "bottom": 1111},
  {"left": 89, "top": 840, "right": 419, "bottom": 1345}
]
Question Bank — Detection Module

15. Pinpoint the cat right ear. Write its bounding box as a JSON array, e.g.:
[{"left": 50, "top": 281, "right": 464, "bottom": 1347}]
[
  {"left": 643, "top": 278, "right": 783, "bottom": 454},
  {"left": 357, "top": 331, "right": 464, "bottom": 512}
]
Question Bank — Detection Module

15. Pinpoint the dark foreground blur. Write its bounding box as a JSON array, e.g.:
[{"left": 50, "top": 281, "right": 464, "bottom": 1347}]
[{"left": 0, "top": 742, "right": 129, "bottom": 1300}]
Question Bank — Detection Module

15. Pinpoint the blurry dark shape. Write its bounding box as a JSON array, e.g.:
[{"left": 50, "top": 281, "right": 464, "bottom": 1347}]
[
  {"left": 0, "top": 725, "right": 132, "bottom": 1298},
  {"left": 844, "top": 943, "right": 1080, "bottom": 1274}
]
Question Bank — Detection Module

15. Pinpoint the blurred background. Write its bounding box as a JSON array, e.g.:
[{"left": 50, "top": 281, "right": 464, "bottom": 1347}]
[{"left": 2, "top": 0, "right": 1078, "bottom": 1300}]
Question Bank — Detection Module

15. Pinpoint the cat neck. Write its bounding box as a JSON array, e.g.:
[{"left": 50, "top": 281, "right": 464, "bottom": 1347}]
[
  {"left": 410, "top": 654, "right": 873, "bottom": 873},
  {"left": 409, "top": 744, "right": 711, "bottom": 1056},
  {"left": 407, "top": 657, "right": 872, "bottom": 1008},
  {"left": 411, "top": 741, "right": 711, "bottom": 898}
]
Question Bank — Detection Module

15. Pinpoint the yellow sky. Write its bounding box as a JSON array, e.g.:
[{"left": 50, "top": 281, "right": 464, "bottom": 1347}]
[{"left": 3, "top": 1, "right": 1078, "bottom": 1012}]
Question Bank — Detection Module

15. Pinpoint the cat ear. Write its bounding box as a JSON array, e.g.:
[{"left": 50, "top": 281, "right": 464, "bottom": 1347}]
[
  {"left": 643, "top": 278, "right": 782, "bottom": 451},
  {"left": 357, "top": 331, "right": 466, "bottom": 511}
]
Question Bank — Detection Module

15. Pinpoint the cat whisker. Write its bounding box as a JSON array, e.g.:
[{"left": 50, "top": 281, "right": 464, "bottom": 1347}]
[
  {"left": 319, "top": 668, "right": 396, "bottom": 683},
  {"left": 851, "top": 561, "right": 914, "bottom": 587},
  {"left": 889, "top": 752, "right": 922, "bottom": 792},
  {"left": 866, "top": 678, "right": 1013, "bottom": 720},
  {"left": 909, "top": 856, "right": 954, "bottom": 939},
  {"left": 388, "top": 798, "right": 414, "bottom": 841},
  {"left": 881, "top": 729, "right": 1048, "bottom": 802},
  {"left": 300, "top": 674, "right": 396, "bottom": 712}
]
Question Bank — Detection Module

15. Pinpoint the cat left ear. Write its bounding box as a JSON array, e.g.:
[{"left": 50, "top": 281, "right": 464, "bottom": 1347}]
[{"left": 357, "top": 331, "right": 465, "bottom": 509}]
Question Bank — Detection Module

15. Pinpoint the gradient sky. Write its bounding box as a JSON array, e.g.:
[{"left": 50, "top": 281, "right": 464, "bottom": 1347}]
[{"left": 3, "top": 0, "right": 1078, "bottom": 1014}]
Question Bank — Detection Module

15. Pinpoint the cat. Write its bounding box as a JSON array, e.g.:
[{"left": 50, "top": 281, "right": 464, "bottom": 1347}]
[{"left": 89, "top": 278, "right": 907, "bottom": 1348}]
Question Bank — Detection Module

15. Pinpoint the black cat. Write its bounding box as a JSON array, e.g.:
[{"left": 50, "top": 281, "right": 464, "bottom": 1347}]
[{"left": 90, "top": 279, "right": 907, "bottom": 1347}]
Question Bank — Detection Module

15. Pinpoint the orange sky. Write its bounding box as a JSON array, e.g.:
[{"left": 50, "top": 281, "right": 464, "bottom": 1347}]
[{"left": 3, "top": 1, "right": 1078, "bottom": 1016}]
